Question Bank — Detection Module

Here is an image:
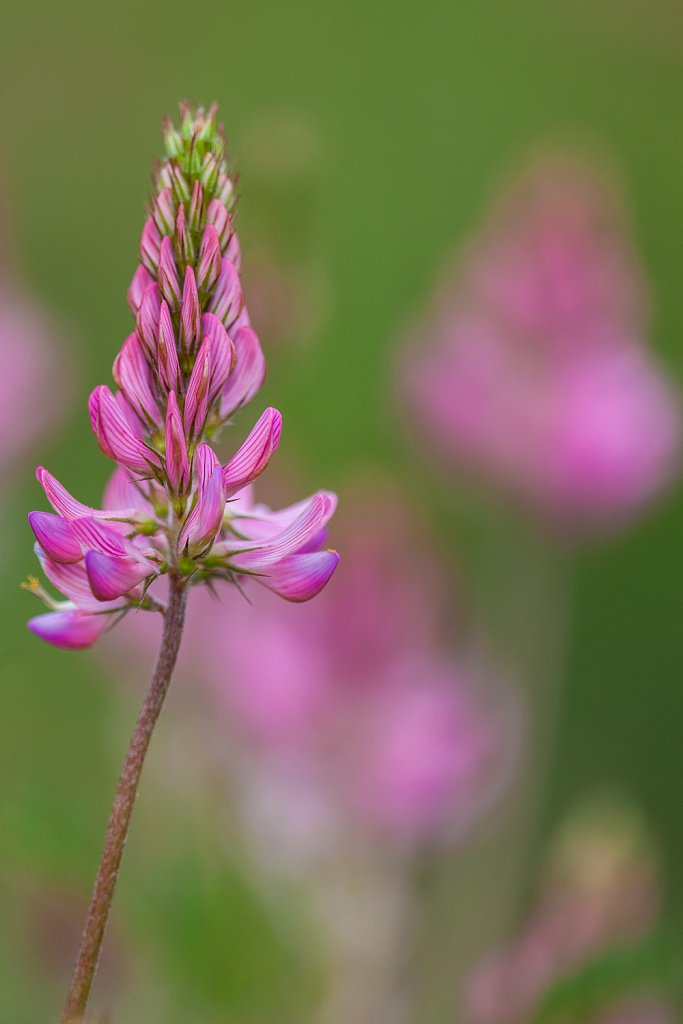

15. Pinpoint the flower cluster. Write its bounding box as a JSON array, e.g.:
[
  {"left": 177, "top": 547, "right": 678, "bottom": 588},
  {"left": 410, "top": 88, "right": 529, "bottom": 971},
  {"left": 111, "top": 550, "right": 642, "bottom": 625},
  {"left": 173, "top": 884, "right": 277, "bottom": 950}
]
[
  {"left": 25, "top": 103, "right": 338, "bottom": 649},
  {"left": 402, "top": 158, "right": 680, "bottom": 534}
]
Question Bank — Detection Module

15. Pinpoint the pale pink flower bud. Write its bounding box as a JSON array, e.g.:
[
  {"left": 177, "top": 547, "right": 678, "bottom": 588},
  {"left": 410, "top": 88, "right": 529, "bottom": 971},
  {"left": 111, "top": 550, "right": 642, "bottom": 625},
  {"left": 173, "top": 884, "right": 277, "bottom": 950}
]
[
  {"left": 140, "top": 216, "right": 162, "bottom": 275},
  {"left": 197, "top": 224, "right": 222, "bottom": 293},
  {"left": 180, "top": 265, "right": 201, "bottom": 352},
  {"left": 206, "top": 198, "right": 233, "bottom": 251},
  {"left": 157, "top": 236, "right": 181, "bottom": 309},
  {"left": 188, "top": 179, "right": 204, "bottom": 232},
  {"left": 174, "top": 203, "right": 194, "bottom": 263},
  {"left": 127, "top": 265, "right": 155, "bottom": 316},
  {"left": 153, "top": 187, "right": 176, "bottom": 236},
  {"left": 164, "top": 390, "right": 190, "bottom": 493},
  {"left": 179, "top": 444, "right": 225, "bottom": 555},
  {"left": 157, "top": 301, "right": 182, "bottom": 393},
  {"left": 183, "top": 339, "right": 211, "bottom": 438},
  {"left": 112, "top": 333, "right": 161, "bottom": 426},
  {"left": 28, "top": 610, "right": 114, "bottom": 650},
  {"left": 136, "top": 283, "right": 161, "bottom": 360}
]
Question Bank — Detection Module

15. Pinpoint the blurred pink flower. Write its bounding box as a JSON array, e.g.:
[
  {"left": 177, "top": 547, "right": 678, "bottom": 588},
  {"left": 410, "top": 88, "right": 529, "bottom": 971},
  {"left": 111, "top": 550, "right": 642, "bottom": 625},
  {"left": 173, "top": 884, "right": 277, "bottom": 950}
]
[
  {"left": 464, "top": 796, "right": 671, "bottom": 1024},
  {"left": 181, "top": 487, "right": 519, "bottom": 845},
  {"left": 402, "top": 159, "right": 680, "bottom": 534},
  {"left": 0, "top": 288, "right": 64, "bottom": 480}
]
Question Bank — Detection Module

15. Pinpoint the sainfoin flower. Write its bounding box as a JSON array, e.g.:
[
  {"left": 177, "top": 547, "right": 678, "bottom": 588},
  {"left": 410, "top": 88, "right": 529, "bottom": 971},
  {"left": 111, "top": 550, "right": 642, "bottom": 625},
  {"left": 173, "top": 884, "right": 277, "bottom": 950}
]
[
  {"left": 25, "top": 103, "right": 338, "bottom": 649},
  {"left": 402, "top": 158, "right": 681, "bottom": 533}
]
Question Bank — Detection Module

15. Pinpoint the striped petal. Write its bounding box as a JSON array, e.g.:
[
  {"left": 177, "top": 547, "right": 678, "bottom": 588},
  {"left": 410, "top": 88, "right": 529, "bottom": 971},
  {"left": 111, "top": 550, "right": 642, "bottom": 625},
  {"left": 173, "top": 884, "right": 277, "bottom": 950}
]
[
  {"left": 219, "top": 327, "right": 266, "bottom": 418},
  {"left": 85, "top": 550, "right": 150, "bottom": 601},
  {"left": 222, "top": 407, "right": 282, "bottom": 497}
]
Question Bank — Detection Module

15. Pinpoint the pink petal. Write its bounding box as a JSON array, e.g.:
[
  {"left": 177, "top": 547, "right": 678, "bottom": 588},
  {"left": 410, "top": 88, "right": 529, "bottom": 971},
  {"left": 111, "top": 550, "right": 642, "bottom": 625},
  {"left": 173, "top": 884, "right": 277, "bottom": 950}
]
[
  {"left": 219, "top": 327, "right": 266, "bottom": 417},
  {"left": 127, "top": 265, "right": 154, "bottom": 315},
  {"left": 69, "top": 516, "right": 128, "bottom": 556},
  {"left": 28, "top": 610, "right": 114, "bottom": 650},
  {"left": 230, "top": 493, "right": 332, "bottom": 570},
  {"left": 197, "top": 224, "right": 222, "bottom": 293},
  {"left": 164, "top": 390, "right": 190, "bottom": 492},
  {"left": 140, "top": 216, "right": 162, "bottom": 274},
  {"left": 136, "top": 284, "right": 161, "bottom": 360},
  {"left": 28, "top": 511, "right": 82, "bottom": 563},
  {"left": 208, "top": 258, "right": 242, "bottom": 329},
  {"left": 222, "top": 407, "right": 282, "bottom": 497},
  {"left": 184, "top": 339, "right": 211, "bottom": 437},
  {"left": 36, "top": 467, "right": 135, "bottom": 522},
  {"left": 89, "top": 385, "right": 162, "bottom": 473},
  {"left": 256, "top": 550, "right": 340, "bottom": 602},
  {"left": 158, "top": 236, "right": 181, "bottom": 309},
  {"left": 180, "top": 265, "right": 201, "bottom": 352},
  {"left": 112, "top": 333, "right": 160, "bottom": 425},
  {"left": 157, "top": 300, "right": 181, "bottom": 392}
]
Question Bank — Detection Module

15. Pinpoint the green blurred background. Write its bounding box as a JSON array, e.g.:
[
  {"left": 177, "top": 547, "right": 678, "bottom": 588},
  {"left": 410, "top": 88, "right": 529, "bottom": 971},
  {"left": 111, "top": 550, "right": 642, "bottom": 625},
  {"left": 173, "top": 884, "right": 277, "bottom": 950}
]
[{"left": 0, "top": 1, "right": 682, "bottom": 1020}]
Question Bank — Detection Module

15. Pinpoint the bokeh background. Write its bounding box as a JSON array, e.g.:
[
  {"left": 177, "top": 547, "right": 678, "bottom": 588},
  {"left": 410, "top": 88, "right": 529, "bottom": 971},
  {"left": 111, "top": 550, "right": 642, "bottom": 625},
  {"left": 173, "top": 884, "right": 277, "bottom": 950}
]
[{"left": 1, "top": 2, "right": 682, "bottom": 1022}]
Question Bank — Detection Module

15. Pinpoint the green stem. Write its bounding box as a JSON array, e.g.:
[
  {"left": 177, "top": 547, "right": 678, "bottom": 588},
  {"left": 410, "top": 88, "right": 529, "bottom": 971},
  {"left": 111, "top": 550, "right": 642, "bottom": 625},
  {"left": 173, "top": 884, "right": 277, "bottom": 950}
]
[{"left": 60, "top": 575, "right": 188, "bottom": 1023}]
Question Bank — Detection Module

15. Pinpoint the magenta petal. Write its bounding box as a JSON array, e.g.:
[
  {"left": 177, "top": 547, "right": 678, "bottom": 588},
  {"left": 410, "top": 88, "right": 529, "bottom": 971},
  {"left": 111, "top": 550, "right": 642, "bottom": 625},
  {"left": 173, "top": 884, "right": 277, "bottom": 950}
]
[
  {"left": 257, "top": 550, "right": 340, "bottom": 602},
  {"left": 222, "top": 407, "right": 282, "bottom": 497},
  {"left": 28, "top": 610, "right": 113, "bottom": 650},
  {"left": 127, "top": 265, "right": 154, "bottom": 315},
  {"left": 219, "top": 327, "right": 266, "bottom": 417},
  {"left": 140, "top": 216, "right": 162, "bottom": 275},
  {"left": 85, "top": 550, "right": 149, "bottom": 601},
  {"left": 28, "top": 511, "right": 82, "bottom": 563},
  {"left": 180, "top": 459, "right": 224, "bottom": 554}
]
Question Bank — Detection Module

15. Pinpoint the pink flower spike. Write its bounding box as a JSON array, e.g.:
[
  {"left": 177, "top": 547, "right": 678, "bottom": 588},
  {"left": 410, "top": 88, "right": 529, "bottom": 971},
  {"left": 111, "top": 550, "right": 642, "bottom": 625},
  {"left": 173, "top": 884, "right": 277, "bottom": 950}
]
[
  {"left": 140, "top": 216, "right": 162, "bottom": 275},
  {"left": 153, "top": 187, "right": 176, "bottom": 235},
  {"left": 28, "top": 610, "right": 114, "bottom": 650},
  {"left": 219, "top": 327, "right": 266, "bottom": 417},
  {"left": 184, "top": 339, "right": 211, "bottom": 438},
  {"left": 197, "top": 224, "right": 222, "bottom": 294},
  {"left": 258, "top": 550, "right": 340, "bottom": 602},
  {"left": 208, "top": 258, "right": 242, "bottom": 329},
  {"left": 113, "top": 333, "right": 160, "bottom": 426},
  {"left": 85, "top": 550, "right": 149, "bottom": 601},
  {"left": 127, "top": 265, "right": 154, "bottom": 315},
  {"left": 180, "top": 266, "right": 201, "bottom": 352},
  {"left": 89, "top": 385, "right": 162, "bottom": 474},
  {"left": 222, "top": 407, "right": 283, "bottom": 497},
  {"left": 164, "top": 390, "right": 190, "bottom": 493},
  {"left": 136, "top": 284, "right": 161, "bottom": 360},
  {"left": 157, "top": 301, "right": 182, "bottom": 393},
  {"left": 158, "top": 236, "right": 181, "bottom": 309},
  {"left": 28, "top": 511, "right": 82, "bottom": 563}
]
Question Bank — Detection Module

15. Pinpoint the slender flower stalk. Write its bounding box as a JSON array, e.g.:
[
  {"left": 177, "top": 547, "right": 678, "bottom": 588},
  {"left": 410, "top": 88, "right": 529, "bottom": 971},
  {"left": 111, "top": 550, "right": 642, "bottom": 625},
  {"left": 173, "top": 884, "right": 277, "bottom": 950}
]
[
  {"left": 61, "top": 575, "right": 187, "bottom": 1023},
  {"left": 23, "top": 102, "right": 339, "bottom": 1020}
]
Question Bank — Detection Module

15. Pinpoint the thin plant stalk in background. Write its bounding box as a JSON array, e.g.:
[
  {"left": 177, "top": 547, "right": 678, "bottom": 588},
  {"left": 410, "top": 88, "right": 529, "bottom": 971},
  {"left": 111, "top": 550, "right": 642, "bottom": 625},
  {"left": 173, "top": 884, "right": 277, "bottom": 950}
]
[{"left": 22, "top": 102, "right": 339, "bottom": 1023}]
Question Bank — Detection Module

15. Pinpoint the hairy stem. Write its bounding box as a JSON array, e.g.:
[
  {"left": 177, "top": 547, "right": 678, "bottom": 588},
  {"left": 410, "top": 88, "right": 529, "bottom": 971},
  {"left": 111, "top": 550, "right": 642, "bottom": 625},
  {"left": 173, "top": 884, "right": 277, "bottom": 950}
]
[{"left": 60, "top": 575, "right": 188, "bottom": 1023}]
